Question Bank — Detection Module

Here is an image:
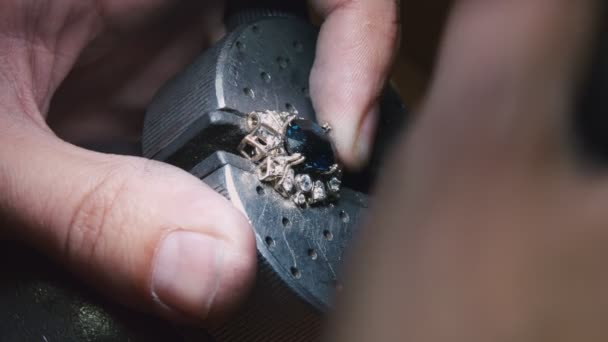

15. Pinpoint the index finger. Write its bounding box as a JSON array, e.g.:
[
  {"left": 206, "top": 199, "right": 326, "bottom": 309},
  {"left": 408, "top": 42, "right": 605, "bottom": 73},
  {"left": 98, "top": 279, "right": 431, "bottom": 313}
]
[{"left": 309, "top": 0, "right": 400, "bottom": 168}]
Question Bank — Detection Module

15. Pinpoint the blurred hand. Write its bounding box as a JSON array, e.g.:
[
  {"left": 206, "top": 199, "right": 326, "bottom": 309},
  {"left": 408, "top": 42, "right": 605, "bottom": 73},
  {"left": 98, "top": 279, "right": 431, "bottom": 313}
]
[
  {"left": 0, "top": 0, "right": 398, "bottom": 323},
  {"left": 329, "top": 1, "right": 608, "bottom": 341}
]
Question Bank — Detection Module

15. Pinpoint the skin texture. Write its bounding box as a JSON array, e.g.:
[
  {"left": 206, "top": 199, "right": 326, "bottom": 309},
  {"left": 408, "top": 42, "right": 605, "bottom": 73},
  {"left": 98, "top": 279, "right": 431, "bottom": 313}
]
[
  {"left": 4, "top": 1, "right": 607, "bottom": 339},
  {"left": 0, "top": 0, "right": 398, "bottom": 324},
  {"left": 329, "top": 1, "right": 608, "bottom": 341}
]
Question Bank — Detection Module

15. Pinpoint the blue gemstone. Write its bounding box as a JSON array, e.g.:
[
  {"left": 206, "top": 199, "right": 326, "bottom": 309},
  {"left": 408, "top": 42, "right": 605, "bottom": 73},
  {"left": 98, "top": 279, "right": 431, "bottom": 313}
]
[{"left": 285, "top": 119, "right": 336, "bottom": 173}]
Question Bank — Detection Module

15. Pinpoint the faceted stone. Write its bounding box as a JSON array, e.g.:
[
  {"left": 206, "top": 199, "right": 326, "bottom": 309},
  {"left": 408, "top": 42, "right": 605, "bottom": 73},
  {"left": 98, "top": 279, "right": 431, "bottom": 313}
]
[
  {"left": 281, "top": 168, "right": 295, "bottom": 193},
  {"left": 328, "top": 177, "right": 341, "bottom": 193},
  {"left": 312, "top": 181, "right": 327, "bottom": 202},
  {"left": 294, "top": 192, "right": 307, "bottom": 206},
  {"left": 285, "top": 119, "right": 336, "bottom": 173},
  {"left": 295, "top": 174, "right": 313, "bottom": 193}
]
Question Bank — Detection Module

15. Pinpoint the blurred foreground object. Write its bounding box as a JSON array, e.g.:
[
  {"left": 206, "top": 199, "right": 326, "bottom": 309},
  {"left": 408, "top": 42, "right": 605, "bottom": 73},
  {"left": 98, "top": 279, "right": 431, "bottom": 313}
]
[{"left": 328, "top": 2, "right": 608, "bottom": 342}]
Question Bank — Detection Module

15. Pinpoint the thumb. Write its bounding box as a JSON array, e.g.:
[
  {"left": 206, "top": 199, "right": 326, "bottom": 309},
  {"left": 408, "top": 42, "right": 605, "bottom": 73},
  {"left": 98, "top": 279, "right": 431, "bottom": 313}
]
[
  {"left": 309, "top": 0, "right": 400, "bottom": 168},
  {"left": 0, "top": 122, "right": 256, "bottom": 323}
]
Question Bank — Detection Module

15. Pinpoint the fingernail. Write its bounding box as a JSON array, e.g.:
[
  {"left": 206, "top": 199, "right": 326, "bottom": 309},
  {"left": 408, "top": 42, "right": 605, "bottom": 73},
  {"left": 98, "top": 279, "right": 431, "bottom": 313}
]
[
  {"left": 152, "top": 231, "right": 225, "bottom": 318},
  {"left": 354, "top": 105, "right": 379, "bottom": 167}
]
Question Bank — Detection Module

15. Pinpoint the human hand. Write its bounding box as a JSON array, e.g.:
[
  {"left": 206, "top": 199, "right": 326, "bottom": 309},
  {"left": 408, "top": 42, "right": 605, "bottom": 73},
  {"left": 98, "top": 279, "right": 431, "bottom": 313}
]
[
  {"left": 0, "top": 0, "right": 399, "bottom": 323},
  {"left": 329, "top": 1, "right": 608, "bottom": 341}
]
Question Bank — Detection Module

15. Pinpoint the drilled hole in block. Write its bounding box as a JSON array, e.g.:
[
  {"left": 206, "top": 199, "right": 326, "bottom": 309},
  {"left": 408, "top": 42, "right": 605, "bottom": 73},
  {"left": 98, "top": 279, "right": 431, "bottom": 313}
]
[
  {"left": 256, "top": 186, "right": 265, "bottom": 196},
  {"left": 308, "top": 249, "right": 318, "bottom": 260},
  {"left": 265, "top": 236, "right": 275, "bottom": 247},
  {"left": 243, "top": 87, "right": 255, "bottom": 99},
  {"left": 277, "top": 56, "right": 289, "bottom": 69},
  {"left": 339, "top": 210, "right": 350, "bottom": 223},
  {"left": 290, "top": 267, "right": 301, "bottom": 279},
  {"left": 285, "top": 103, "right": 296, "bottom": 113}
]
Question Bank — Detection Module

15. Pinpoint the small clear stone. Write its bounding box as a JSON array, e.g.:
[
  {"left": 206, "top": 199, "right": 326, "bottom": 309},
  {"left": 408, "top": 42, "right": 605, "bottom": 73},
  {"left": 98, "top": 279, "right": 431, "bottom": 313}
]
[
  {"left": 328, "top": 177, "right": 341, "bottom": 193},
  {"left": 312, "top": 181, "right": 327, "bottom": 202},
  {"left": 293, "top": 192, "right": 307, "bottom": 206},
  {"left": 296, "top": 174, "right": 313, "bottom": 192},
  {"left": 282, "top": 169, "right": 295, "bottom": 193}
]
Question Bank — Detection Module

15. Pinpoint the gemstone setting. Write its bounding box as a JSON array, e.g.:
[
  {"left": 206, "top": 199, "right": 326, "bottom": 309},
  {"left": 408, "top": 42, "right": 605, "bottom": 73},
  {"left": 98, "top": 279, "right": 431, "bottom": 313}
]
[
  {"left": 312, "top": 181, "right": 327, "bottom": 202},
  {"left": 296, "top": 174, "right": 313, "bottom": 193},
  {"left": 238, "top": 110, "right": 342, "bottom": 206},
  {"left": 328, "top": 177, "right": 341, "bottom": 194},
  {"left": 294, "top": 193, "right": 307, "bottom": 206}
]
